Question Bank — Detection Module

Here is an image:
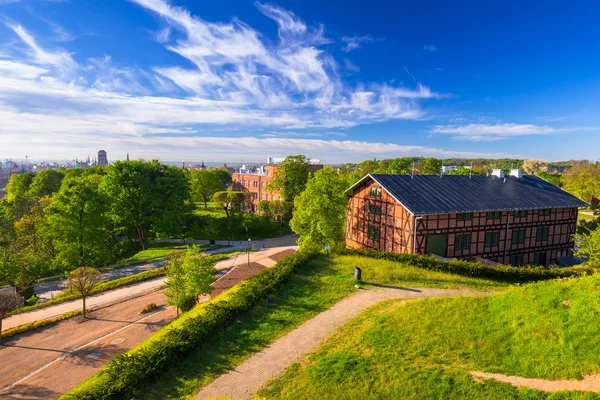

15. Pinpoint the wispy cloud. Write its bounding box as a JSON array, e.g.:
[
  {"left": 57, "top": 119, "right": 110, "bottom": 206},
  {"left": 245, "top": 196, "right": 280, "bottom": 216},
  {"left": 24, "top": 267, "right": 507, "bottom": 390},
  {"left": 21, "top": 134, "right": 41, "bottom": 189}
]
[
  {"left": 432, "top": 123, "right": 599, "bottom": 141},
  {"left": 4, "top": 23, "right": 77, "bottom": 72},
  {"left": 423, "top": 44, "right": 437, "bottom": 52},
  {"left": 340, "top": 35, "right": 382, "bottom": 52}
]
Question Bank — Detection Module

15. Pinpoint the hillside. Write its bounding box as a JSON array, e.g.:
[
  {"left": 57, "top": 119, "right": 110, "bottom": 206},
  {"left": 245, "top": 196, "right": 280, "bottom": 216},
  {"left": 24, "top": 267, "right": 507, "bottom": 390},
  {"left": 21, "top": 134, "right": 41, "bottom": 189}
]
[{"left": 260, "top": 274, "right": 600, "bottom": 399}]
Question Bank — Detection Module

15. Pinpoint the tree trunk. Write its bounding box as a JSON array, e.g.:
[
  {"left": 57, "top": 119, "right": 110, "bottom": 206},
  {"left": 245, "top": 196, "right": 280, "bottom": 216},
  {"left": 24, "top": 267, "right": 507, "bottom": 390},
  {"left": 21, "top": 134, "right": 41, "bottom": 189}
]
[
  {"left": 0, "top": 318, "right": 3, "bottom": 345},
  {"left": 83, "top": 296, "right": 86, "bottom": 319},
  {"left": 137, "top": 225, "right": 147, "bottom": 250}
]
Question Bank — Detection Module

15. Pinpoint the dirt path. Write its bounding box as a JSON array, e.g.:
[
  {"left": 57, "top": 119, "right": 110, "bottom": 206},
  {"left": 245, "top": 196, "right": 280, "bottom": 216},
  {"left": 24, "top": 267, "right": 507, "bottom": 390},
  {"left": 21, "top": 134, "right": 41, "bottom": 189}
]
[
  {"left": 196, "top": 286, "right": 486, "bottom": 400},
  {"left": 470, "top": 371, "right": 600, "bottom": 393}
]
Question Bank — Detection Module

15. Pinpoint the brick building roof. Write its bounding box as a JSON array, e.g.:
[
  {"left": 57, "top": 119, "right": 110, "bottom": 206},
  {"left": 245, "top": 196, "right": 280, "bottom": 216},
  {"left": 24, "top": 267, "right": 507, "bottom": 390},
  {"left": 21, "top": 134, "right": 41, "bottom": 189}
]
[{"left": 347, "top": 174, "right": 589, "bottom": 215}]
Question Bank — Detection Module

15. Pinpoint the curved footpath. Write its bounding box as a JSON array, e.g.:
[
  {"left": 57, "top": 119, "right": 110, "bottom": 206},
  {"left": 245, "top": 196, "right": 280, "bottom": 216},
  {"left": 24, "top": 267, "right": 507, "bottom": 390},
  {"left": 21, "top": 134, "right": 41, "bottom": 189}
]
[{"left": 196, "top": 286, "right": 487, "bottom": 400}]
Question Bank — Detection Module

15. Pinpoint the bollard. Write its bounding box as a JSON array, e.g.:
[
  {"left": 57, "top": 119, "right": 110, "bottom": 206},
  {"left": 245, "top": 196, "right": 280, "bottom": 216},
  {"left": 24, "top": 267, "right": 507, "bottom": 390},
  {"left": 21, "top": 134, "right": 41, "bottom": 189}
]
[{"left": 354, "top": 266, "right": 362, "bottom": 281}]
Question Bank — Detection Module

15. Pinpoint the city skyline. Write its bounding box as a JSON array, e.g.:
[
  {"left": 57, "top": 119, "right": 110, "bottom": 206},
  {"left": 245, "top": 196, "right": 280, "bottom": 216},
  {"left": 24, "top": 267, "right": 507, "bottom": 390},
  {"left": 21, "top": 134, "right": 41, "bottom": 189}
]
[{"left": 1, "top": 1, "right": 599, "bottom": 163}]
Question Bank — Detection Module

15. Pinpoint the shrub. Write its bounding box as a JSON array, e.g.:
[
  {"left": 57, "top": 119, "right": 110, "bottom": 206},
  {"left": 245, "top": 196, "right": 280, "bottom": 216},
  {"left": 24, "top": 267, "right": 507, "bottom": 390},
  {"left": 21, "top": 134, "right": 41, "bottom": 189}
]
[
  {"left": 338, "top": 248, "right": 594, "bottom": 283},
  {"left": 66, "top": 251, "right": 314, "bottom": 400},
  {"left": 141, "top": 303, "right": 159, "bottom": 313}
]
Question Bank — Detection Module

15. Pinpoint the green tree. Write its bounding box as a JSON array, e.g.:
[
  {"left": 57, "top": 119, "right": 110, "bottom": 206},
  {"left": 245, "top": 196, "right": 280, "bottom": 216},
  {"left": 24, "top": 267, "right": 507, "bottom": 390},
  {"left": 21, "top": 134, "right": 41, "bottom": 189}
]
[
  {"left": 563, "top": 163, "right": 600, "bottom": 201},
  {"left": 103, "top": 160, "right": 191, "bottom": 250},
  {"left": 522, "top": 159, "right": 548, "bottom": 175},
  {"left": 290, "top": 167, "right": 349, "bottom": 252},
  {"left": 447, "top": 167, "right": 479, "bottom": 175},
  {"left": 191, "top": 170, "right": 224, "bottom": 208},
  {"left": 268, "top": 155, "right": 310, "bottom": 208},
  {"left": 66, "top": 267, "right": 102, "bottom": 319},
  {"left": 47, "top": 174, "right": 110, "bottom": 269},
  {"left": 213, "top": 190, "right": 248, "bottom": 219},
  {"left": 27, "top": 169, "right": 65, "bottom": 198},
  {"left": 6, "top": 173, "right": 35, "bottom": 220},
  {"left": 388, "top": 158, "right": 413, "bottom": 174},
  {"left": 165, "top": 246, "right": 215, "bottom": 316},
  {"left": 213, "top": 169, "right": 232, "bottom": 186},
  {"left": 422, "top": 158, "right": 443, "bottom": 174}
]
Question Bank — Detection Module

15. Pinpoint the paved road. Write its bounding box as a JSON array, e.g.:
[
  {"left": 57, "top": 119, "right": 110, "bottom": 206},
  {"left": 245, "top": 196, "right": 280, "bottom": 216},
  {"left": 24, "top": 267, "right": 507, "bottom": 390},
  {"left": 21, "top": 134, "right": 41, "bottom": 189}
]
[
  {"left": 0, "top": 247, "right": 297, "bottom": 400},
  {"left": 32, "top": 235, "right": 297, "bottom": 302},
  {"left": 196, "top": 286, "right": 487, "bottom": 400},
  {"left": 3, "top": 246, "right": 297, "bottom": 332}
]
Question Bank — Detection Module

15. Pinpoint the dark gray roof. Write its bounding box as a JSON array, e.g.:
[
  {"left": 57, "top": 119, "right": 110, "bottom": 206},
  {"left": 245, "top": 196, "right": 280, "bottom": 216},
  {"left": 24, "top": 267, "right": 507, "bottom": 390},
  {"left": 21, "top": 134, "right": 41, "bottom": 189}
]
[{"left": 350, "top": 174, "right": 588, "bottom": 215}]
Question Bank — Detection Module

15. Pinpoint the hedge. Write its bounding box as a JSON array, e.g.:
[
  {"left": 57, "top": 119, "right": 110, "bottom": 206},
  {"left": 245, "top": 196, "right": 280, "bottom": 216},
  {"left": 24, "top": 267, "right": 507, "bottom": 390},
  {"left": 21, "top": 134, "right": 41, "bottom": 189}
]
[
  {"left": 339, "top": 247, "right": 594, "bottom": 283},
  {"left": 63, "top": 250, "right": 315, "bottom": 400}
]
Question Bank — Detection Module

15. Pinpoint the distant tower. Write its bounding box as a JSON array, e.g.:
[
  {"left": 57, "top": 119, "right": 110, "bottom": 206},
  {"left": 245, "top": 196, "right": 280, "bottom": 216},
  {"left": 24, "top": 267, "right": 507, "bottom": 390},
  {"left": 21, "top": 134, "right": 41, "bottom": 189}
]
[
  {"left": 98, "top": 150, "right": 108, "bottom": 166},
  {"left": 126, "top": 153, "right": 130, "bottom": 161}
]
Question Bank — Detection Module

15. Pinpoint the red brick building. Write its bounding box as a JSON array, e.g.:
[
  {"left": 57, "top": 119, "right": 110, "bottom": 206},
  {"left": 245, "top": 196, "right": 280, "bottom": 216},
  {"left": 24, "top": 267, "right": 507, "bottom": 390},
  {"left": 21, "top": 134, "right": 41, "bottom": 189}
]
[
  {"left": 232, "top": 160, "right": 323, "bottom": 213},
  {"left": 345, "top": 171, "right": 588, "bottom": 266}
]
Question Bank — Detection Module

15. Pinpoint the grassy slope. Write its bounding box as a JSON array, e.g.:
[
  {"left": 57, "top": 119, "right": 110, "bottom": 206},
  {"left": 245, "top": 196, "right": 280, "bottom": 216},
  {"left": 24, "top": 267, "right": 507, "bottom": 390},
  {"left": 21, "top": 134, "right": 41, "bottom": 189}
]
[
  {"left": 117, "top": 255, "right": 508, "bottom": 399},
  {"left": 122, "top": 242, "right": 212, "bottom": 262},
  {"left": 260, "top": 274, "right": 600, "bottom": 400}
]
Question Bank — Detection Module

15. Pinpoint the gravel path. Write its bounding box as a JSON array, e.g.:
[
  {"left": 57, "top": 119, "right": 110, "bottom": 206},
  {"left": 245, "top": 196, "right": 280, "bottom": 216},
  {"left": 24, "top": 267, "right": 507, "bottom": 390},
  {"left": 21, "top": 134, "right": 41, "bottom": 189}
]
[
  {"left": 470, "top": 371, "right": 600, "bottom": 393},
  {"left": 196, "top": 286, "right": 486, "bottom": 400}
]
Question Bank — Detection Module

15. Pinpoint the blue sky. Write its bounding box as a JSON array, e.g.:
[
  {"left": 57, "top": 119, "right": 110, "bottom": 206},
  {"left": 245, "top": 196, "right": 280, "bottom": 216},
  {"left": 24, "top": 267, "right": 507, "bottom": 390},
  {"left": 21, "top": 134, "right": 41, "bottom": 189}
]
[{"left": 1, "top": 0, "right": 599, "bottom": 163}]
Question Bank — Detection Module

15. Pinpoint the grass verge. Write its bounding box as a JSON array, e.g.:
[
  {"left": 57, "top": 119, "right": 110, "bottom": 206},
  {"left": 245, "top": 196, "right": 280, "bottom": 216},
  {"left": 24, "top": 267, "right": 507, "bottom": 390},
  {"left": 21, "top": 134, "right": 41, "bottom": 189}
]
[
  {"left": 260, "top": 273, "right": 600, "bottom": 400},
  {"left": 66, "top": 254, "right": 510, "bottom": 399}
]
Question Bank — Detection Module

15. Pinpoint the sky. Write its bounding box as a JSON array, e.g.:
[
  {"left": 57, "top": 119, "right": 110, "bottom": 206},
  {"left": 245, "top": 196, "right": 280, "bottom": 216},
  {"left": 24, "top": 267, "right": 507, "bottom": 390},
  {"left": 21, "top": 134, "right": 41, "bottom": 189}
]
[{"left": 1, "top": 0, "right": 599, "bottom": 164}]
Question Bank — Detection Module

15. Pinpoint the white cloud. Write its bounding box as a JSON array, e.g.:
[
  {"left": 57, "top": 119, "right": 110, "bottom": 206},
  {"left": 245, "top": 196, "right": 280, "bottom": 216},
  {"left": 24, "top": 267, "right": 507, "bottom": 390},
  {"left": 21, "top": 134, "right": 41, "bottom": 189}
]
[
  {"left": 432, "top": 123, "right": 599, "bottom": 141},
  {"left": 5, "top": 23, "right": 77, "bottom": 73},
  {"left": 423, "top": 44, "right": 437, "bottom": 52},
  {"left": 340, "top": 35, "right": 382, "bottom": 52}
]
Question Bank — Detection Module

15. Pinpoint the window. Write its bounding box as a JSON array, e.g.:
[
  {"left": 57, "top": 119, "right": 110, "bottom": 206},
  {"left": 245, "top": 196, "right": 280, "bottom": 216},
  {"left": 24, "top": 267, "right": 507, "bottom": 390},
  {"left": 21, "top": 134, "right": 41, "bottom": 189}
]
[
  {"left": 369, "top": 187, "right": 382, "bottom": 196},
  {"left": 486, "top": 211, "right": 502, "bottom": 220},
  {"left": 515, "top": 210, "right": 528, "bottom": 218},
  {"left": 369, "top": 204, "right": 382, "bottom": 215},
  {"left": 539, "top": 208, "right": 552, "bottom": 217},
  {"left": 262, "top": 182, "right": 266, "bottom": 188},
  {"left": 367, "top": 226, "right": 380, "bottom": 241},
  {"left": 509, "top": 254, "right": 524, "bottom": 266},
  {"left": 534, "top": 252, "right": 546, "bottom": 266},
  {"left": 454, "top": 234, "right": 471, "bottom": 251},
  {"left": 536, "top": 227, "right": 549, "bottom": 242},
  {"left": 456, "top": 212, "right": 473, "bottom": 221},
  {"left": 484, "top": 231, "right": 500, "bottom": 247},
  {"left": 512, "top": 229, "right": 526, "bottom": 244}
]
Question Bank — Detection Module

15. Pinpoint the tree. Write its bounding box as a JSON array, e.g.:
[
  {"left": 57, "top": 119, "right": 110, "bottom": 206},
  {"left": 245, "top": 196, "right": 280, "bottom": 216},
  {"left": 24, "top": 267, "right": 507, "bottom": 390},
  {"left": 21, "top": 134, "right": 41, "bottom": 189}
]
[
  {"left": 67, "top": 267, "right": 102, "bottom": 319},
  {"left": 269, "top": 200, "right": 291, "bottom": 236},
  {"left": 165, "top": 246, "right": 216, "bottom": 316},
  {"left": 421, "top": 158, "right": 443, "bottom": 174},
  {"left": 575, "top": 227, "right": 600, "bottom": 266},
  {"left": 190, "top": 170, "right": 224, "bottom": 208},
  {"left": 447, "top": 167, "right": 480, "bottom": 175},
  {"left": 27, "top": 169, "right": 65, "bottom": 198},
  {"left": 268, "top": 155, "right": 310, "bottom": 208},
  {"left": 103, "top": 160, "right": 191, "bottom": 250},
  {"left": 388, "top": 158, "right": 413, "bottom": 174},
  {"left": 563, "top": 163, "right": 600, "bottom": 201},
  {"left": 47, "top": 174, "right": 110, "bottom": 269},
  {"left": 290, "top": 167, "right": 349, "bottom": 252},
  {"left": 6, "top": 173, "right": 35, "bottom": 220},
  {"left": 0, "top": 292, "right": 22, "bottom": 344},
  {"left": 213, "top": 190, "right": 248, "bottom": 219},
  {"left": 213, "top": 169, "right": 232, "bottom": 186},
  {"left": 523, "top": 159, "right": 549, "bottom": 175}
]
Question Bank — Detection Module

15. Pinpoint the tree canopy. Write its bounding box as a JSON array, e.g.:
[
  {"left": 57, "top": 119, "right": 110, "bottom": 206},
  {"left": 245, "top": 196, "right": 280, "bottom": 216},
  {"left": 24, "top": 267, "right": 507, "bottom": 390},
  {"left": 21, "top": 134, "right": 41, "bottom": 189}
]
[
  {"left": 190, "top": 170, "right": 224, "bottom": 208},
  {"left": 290, "top": 167, "right": 350, "bottom": 252},
  {"left": 562, "top": 162, "right": 600, "bottom": 201},
  {"left": 421, "top": 158, "right": 443, "bottom": 174},
  {"left": 268, "top": 155, "right": 310, "bottom": 207},
  {"left": 27, "top": 169, "right": 65, "bottom": 198}
]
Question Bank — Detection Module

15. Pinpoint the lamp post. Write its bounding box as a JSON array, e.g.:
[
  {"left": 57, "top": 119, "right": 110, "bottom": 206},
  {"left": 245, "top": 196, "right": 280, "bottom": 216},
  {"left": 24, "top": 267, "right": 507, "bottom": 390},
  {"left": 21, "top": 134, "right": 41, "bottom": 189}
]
[{"left": 247, "top": 237, "right": 251, "bottom": 266}]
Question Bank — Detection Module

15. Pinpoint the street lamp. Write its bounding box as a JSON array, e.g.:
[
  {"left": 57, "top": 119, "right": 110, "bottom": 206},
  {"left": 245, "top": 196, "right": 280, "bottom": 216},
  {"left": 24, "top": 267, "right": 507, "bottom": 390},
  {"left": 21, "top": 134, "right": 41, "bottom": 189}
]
[{"left": 247, "top": 237, "right": 251, "bottom": 266}]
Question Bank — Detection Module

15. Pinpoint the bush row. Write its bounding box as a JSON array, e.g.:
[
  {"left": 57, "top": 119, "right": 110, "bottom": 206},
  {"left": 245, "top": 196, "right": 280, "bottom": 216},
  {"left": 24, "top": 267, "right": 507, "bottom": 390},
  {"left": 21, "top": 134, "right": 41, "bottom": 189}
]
[
  {"left": 338, "top": 248, "right": 594, "bottom": 283},
  {"left": 2, "top": 309, "right": 83, "bottom": 340},
  {"left": 65, "top": 250, "right": 315, "bottom": 400}
]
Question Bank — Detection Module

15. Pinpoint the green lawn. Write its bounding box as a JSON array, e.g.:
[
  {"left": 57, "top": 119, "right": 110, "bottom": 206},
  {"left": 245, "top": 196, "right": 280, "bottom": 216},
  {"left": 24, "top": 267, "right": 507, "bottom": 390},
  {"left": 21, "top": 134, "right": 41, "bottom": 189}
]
[
  {"left": 128, "top": 254, "right": 509, "bottom": 399},
  {"left": 578, "top": 212, "right": 596, "bottom": 222},
  {"left": 122, "top": 242, "right": 215, "bottom": 262},
  {"left": 260, "top": 274, "right": 600, "bottom": 400}
]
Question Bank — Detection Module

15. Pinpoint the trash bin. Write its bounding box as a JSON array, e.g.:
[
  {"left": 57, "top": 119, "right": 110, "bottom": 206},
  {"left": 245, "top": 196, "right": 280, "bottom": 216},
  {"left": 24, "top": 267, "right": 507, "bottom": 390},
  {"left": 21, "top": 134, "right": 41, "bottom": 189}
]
[
  {"left": 354, "top": 266, "right": 362, "bottom": 281},
  {"left": 209, "top": 240, "right": 216, "bottom": 248}
]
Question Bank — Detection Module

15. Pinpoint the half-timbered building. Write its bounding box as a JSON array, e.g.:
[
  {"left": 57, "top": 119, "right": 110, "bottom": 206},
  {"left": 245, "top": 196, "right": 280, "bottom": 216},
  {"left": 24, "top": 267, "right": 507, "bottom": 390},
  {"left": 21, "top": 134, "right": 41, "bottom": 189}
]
[{"left": 345, "top": 171, "right": 588, "bottom": 266}]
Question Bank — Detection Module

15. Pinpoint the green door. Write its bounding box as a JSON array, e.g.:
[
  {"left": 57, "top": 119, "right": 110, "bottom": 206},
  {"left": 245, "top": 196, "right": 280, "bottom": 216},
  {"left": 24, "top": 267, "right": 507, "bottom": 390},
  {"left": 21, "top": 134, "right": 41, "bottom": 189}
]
[{"left": 426, "top": 235, "right": 448, "bottom": 257}]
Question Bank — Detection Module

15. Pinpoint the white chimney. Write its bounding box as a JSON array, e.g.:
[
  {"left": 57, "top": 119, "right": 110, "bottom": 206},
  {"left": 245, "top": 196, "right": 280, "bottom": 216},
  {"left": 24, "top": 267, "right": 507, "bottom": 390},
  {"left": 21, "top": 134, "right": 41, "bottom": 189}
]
[
  {"left": 510, "top": 169, "right": 523, "bottom": 179},
  {"left": 492, "top": 169, "right": 505, "bottom": 178}
]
